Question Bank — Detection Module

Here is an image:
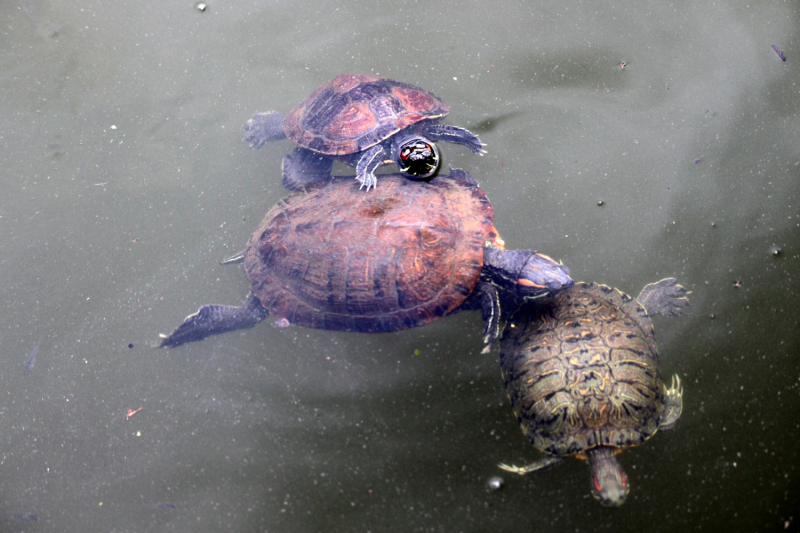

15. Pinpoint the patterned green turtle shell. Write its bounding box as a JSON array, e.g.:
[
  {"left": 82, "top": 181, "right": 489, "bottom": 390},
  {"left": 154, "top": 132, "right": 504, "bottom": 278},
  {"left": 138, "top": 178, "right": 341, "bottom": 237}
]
[{"left": 499, "top": 282, "right": 668, "bottom": 458}]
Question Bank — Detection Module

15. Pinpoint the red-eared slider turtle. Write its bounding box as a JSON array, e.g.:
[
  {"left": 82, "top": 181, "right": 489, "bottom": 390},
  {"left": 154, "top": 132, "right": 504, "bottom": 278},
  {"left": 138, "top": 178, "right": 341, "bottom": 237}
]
[
  {"left": 243, "top": 74, "right": 485, "bottom": 191},
  {"left": 158, "top": 169, "right": 572, "bottom": 348},
  {"left": 497, "top": 279, "right": 690, "bottom": 506}
]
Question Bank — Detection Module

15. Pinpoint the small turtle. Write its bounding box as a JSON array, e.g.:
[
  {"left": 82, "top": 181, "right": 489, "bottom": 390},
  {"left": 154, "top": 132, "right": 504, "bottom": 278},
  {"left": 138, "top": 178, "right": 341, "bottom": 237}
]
[
  {"left": 243, "top": 74, "right": 485, "bottom": 191},
  {"left": 497, "top": 279, "right": 690, "bottom": 506},
  {"left": 158, "top": 169, "right": 572, "bottom": 348}
]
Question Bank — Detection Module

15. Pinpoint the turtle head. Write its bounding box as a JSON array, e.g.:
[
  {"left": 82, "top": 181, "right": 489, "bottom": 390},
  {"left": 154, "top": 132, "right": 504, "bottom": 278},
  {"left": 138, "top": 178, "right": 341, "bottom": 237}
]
[
  {"left": 395, "top": 136, "right": 440, "bottom": 179},
  {"left": 516, "top": 252, "right": 573, "bottom": 299},
  {"left": 587, "top": 447, "right": 629, "bottom": 507},
  {"left": 483, "top": 248, "right": 573, "bottom": 299}
]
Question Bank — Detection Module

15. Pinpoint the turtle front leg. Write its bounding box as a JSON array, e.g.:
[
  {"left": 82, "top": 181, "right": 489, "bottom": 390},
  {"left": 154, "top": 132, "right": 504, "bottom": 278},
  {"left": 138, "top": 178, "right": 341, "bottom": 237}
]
[
  {"left": 157, "top": 293, "right": 269, "bottom": 348},
  {"left": 424, "top": 124, "right": 487, "bottom": 154},
  {"left": 658, "top": 375, "right": 683, "bottom": 430},
  {"left": 636, "top": 278, "right": 690, "bottom": 317},
  {"left": 354, "top": 144, "right": 390, "bottom": 191},
  {"left": 499, "top": 456, "right": 564, "bottom": 475},
  {"left": 281, "top": 147, "right": 333, "bottom": 191},
  {"left": 457, "top": 281, "right": 502, "bottom": 353}
]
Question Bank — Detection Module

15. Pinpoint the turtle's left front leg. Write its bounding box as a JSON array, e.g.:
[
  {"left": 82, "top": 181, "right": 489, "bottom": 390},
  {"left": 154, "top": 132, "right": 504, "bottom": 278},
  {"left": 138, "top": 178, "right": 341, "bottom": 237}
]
[
  {"left": 351, "top": 144, "right": 391, "bottom": 191},
  {"left": 425, "top": 124, "right": 487, "bottom": 154}
]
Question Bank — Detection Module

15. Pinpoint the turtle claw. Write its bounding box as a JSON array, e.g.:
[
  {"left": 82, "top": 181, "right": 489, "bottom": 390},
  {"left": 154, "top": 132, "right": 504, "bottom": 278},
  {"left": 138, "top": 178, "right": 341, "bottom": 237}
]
[
  {"left": 357, "top": 172, "right": 378, "bottom": 192},
  {"left": 498, "top": 456, "right": 563, "bottom": 475},
  {"left": 498, "top": 463, "right": 528, "bottom": 475},
  {"left": 659, "top": 375, "right": 683, "bottom": 430}
]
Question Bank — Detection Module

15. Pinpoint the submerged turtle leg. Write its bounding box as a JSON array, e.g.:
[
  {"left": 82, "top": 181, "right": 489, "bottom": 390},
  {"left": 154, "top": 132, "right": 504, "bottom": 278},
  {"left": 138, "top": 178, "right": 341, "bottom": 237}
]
[
  {"left": 636, "top": 278, "right": 690, "bottom": 317},
  {"left": 476, "top": 282, "right": 501, "bottom": 353},
  {"left": 658, "top": 375, "right": 683, "bottom": 430},
  {"left": 157, "top": 293, "right": 269, "bottom": 348},
  {"left": 498, "top": 456, "right": 564, "bottom": 475},
  {"left": 423, "top": 124, "right": 487, "bottom": 154},
  {"left": 481, "top": 248, "right": 573, "bottom": 300},
  {"left": 452, "top": 282, "right": 500, "bottom": 352},
  {"left": 244, "top": 111, "right": 287, "bottom": 148},
  {"left": 354, "top": 144, "right": 390, "bottom": 191},
  {"left": 281, "top": 147, "right": 333, "bottom": 191}
]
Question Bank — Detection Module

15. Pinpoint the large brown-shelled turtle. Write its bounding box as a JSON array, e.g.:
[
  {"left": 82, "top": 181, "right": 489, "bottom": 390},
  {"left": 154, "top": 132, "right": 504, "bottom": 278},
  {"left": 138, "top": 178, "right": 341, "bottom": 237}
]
[
  {"left": 158, "top": 169, "right": 572, "bottom": 348},
  {"left": 243, "top": 74, "right": 485, "bottom": 191},
  {"left": 497, "top": 279, "right": 690, "bottom": 506}
]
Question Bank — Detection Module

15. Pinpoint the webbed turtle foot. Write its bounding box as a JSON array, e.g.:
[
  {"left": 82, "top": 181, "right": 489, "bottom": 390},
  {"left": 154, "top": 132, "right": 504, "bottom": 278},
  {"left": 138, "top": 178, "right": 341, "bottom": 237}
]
[
  {"left": 637, "top": 278, "right": 690, "bottom": 317},
  {"left": 244, "top": 111, "right": 287, "bottom": 148}
]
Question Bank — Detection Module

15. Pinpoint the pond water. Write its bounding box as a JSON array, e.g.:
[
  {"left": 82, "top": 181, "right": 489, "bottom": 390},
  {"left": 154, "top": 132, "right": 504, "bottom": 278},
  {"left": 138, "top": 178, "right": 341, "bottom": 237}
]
[{"left": 1, "top": 1, "right": 797, "bottom": 532}]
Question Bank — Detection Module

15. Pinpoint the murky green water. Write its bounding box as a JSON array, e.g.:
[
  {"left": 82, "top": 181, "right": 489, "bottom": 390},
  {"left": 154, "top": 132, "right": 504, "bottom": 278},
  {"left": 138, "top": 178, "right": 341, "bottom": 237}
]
[{"left": 1, "top": 1, "right": 797, "bottom": 531}]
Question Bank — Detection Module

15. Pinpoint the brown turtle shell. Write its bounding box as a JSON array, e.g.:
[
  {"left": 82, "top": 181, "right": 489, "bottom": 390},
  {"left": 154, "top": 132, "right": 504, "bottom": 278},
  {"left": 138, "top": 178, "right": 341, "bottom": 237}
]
[
  {"left": 243, "top": 172, "right": 498, "bottom": 332},
  {"left": 499, "top": 282, "right": 666, "bottom": 459},
  {"left": 283, "top": 74, "right": 449, "bottom": 156}
]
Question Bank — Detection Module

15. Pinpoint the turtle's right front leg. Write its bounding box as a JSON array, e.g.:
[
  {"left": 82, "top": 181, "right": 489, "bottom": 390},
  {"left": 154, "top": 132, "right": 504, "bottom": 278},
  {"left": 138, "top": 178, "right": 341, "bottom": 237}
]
[{"left": 157, "top": 293, "right": 268, "bottom": 347}]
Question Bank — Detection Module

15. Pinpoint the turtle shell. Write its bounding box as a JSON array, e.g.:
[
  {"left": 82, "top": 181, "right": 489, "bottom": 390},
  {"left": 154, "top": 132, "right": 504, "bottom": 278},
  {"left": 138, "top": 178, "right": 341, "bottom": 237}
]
[
  {"left": 499, "top": 282, "right": 666, "bottom": 458},
  {"left": 283, "top": 74, "right": 449, "bottom": 156},
  {"left": 243, "top": 172, "right": 498, "bottom": 333}
]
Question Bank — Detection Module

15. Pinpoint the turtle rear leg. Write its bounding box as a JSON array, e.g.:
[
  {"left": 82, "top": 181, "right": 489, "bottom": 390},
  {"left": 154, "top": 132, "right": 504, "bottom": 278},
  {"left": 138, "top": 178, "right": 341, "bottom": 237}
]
[
  {"left": 423, "top": 124, "right": 487, "bottom": 154},
  {"left": 636, "top": 278, "right": 690, "bottom": 317},
  {"left": 499, "top": 456, "right": 564, "bottom": 475},
  {"left": 244, "top": 111, "right": 287, "bottom": 147},
  {"left": 281, "top": 147, "right": 333, "bottom": 191},
  {"left": 157, "top": 293, "right": 269, "bottom": 348},
  {"left": 659, "top": 375, "right": 683, "bottom": 430}
]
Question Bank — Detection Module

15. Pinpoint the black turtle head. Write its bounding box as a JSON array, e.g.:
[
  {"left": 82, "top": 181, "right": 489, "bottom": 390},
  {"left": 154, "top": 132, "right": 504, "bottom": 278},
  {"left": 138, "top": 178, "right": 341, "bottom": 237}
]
[
  {"left": 516, "top": 252, "right": 573, "bottom": 299},
  {"left": 395, "top": 136, "right": 440, "bottom": 179},
  {"left": 588, "top": 447, "right": 629, "bottom": 507}
]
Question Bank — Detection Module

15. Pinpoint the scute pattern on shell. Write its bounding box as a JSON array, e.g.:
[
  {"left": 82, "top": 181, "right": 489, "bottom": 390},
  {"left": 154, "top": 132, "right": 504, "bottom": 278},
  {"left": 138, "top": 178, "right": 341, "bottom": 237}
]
[
  {"left": 499, "top": 282, "right": 666, "bottom": 458},
  {"left": 243, "top": 173, "right": 494, "bottom": 333},
  {"left": 283, "top": 74, "right": 449, "bottom": 156}
]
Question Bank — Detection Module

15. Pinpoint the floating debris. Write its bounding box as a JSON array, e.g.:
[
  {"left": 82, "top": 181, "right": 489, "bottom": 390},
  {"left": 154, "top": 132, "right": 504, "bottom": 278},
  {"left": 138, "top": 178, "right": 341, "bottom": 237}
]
[
  {"left": 23, "top": 337, "right": 41, "bottom": 375},
  {"left": 486, "top": 476, "right": 505, "bottom": 491},
  {"left": 772, "top": 45, "right": 786, "bottom": 61}
]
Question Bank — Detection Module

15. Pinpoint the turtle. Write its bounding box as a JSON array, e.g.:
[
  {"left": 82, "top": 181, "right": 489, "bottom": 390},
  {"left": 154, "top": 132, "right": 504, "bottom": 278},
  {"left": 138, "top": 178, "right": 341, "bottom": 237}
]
[
  {"left": 496, "top": 278, "right": 690, "bottom": 506},
  {"left": 243, "top": 74, "right": 486, "bottom": 192},
  {"left": 157, "top": 169, "right": 572, "bottom": 348}
]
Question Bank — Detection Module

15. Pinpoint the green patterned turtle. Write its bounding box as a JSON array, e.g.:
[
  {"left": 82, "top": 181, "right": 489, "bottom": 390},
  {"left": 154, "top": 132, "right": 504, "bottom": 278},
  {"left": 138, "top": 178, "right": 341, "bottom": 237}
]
[{"left": 497, "top": 278, "right": 689, "bottom": 506}]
